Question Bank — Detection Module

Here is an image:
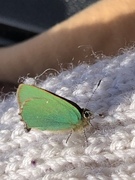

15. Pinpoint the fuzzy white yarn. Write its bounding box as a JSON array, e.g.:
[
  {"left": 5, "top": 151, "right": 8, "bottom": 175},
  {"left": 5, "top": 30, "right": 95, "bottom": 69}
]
[{"left": 1, "top": 49, "right": 135, "bottom": 180}]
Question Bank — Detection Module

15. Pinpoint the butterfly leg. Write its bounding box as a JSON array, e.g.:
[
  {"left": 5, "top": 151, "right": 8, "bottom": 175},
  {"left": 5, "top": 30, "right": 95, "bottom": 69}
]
[
  {"left": 24, "top": 121, "right": 31, "bottom": 132},
  {"left": 66, "top": 130, "right": 73, "bottom": 143},
  {"left": 19, "top": 114, "right": 31, "bottom": 132},
  {"left": 89, "top": 121, "right": 94, "bottom": 129},
  {"left": 83, "top": 128, "right": 88, "bottom": 146}
]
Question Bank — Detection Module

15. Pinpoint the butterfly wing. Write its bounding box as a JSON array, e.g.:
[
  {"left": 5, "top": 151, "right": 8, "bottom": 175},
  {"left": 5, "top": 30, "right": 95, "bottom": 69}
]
[{"left": 17, "top": 84, "right": 82, "bottom": 131}]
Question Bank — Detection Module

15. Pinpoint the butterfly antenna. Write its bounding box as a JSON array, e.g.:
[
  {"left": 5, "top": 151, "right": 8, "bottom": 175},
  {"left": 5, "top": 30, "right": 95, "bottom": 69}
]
[
  {"left": 85, "top": 79, "right": 102, "bottom": 112},
  {"left": 90, "top": 79, "right": 102, "bottom": 100}
]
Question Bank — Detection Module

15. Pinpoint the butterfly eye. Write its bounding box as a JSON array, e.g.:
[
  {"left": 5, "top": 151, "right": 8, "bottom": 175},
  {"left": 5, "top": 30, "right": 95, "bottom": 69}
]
[{"left": 83, "top": 109, "right": 93, "bottom": 119}]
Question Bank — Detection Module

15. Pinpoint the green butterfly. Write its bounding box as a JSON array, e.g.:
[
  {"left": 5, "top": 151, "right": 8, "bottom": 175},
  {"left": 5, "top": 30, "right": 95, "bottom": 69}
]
[{"left": 17, "top": 84, "right": 93, "bottom": 138}]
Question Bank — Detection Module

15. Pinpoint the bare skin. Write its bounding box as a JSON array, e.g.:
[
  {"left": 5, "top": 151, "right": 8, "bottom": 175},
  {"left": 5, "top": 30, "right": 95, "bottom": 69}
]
[{"left": 0, "top": 0, "right": 135, "bottom": 85}]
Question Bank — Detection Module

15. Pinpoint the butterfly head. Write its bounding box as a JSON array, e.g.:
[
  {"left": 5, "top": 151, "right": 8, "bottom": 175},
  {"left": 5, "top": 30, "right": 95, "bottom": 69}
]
[
  {"left": 82, "top": 108, "right": 93, "bottom": 119},
  {"left": 81, "top": 108, "right": 94, "bottom": 128}
]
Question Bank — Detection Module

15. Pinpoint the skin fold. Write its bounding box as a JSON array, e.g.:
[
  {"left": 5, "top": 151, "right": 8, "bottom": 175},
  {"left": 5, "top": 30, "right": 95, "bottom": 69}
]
[{"left": 0, "top": 0, "right": 135, "bottom": 85}]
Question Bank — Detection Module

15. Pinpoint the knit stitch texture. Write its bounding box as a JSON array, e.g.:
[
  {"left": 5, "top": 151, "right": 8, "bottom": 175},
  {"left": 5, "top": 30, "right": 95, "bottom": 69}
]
[{"left": 1, "top": 49, "right": 135, "bottom": 180}]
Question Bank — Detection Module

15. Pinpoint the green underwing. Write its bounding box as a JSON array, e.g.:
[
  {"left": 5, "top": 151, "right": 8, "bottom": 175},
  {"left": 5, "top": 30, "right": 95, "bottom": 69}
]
[{"left": 17, "top": 84, "right": 93, "bottom": 139}]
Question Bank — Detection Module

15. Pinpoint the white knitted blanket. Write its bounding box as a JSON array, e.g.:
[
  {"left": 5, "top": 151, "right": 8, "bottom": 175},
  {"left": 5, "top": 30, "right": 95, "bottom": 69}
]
[{"left": 1, "top": 49, "right": 135, "bottom": 180}]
